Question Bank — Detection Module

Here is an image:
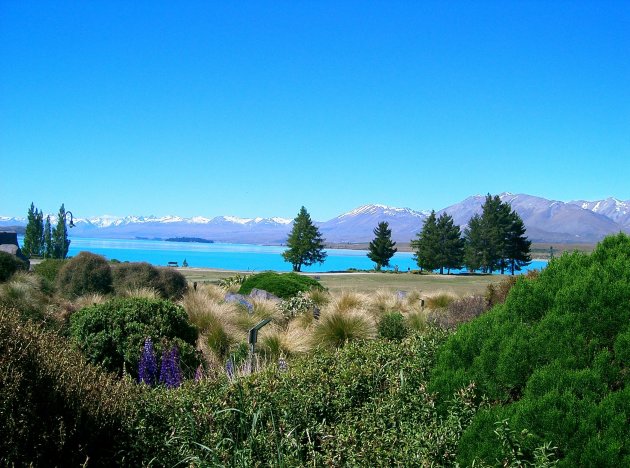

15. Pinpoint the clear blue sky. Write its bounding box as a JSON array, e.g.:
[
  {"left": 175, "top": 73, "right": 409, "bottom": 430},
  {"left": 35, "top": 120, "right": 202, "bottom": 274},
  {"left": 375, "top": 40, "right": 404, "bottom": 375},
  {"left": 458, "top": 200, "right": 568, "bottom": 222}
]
[{"left": 2, "top": 1, "right": 629, "bottom": 220}]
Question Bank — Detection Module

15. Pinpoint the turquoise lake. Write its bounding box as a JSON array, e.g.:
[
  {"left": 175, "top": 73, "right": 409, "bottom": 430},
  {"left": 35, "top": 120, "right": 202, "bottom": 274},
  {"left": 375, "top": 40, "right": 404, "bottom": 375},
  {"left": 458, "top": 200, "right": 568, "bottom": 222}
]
[{"left": 28, "top": 237, "right": 548, "bottom": 274}]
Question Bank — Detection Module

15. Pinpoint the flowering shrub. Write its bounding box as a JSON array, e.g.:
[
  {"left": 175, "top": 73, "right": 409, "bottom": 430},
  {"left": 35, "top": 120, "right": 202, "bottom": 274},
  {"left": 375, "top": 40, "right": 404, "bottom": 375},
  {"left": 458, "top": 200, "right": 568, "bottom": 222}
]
[
  {"left": 218, "top": 274, "right": 249, "bottom": 289},
  {"left": 278, "top": 291, "right": 315, "bottom": 320}
]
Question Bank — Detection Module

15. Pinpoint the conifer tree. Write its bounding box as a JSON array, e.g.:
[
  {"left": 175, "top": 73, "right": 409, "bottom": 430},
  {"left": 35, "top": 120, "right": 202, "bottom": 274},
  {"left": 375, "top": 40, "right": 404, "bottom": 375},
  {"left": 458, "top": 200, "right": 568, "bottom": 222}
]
[
  {"left": 51, "top": 204, "right": 71, "bottom": 259},
  {"left": 435, "top": 212, "right": 464, "bottom": 274},
  {"left": 22, "top": 203, "right": 44, "bottom": 258},
  {"left": 282, "top": 206, "right": 327, "bottom": 272},
  {"left": 367, "top": 221, "right": 397, "bottom": 271},
  {"left": 411, "top": 210, "right": 439, "bottom": 272},
  {"left": 43, "top": 215, "right": 53, "bottom": 259},
  {"left": 503, "top": 209, "right": 531, "bottom": 275},
  {"left": 35, "top": 209, "right": 44, "bottom": 256},
  {"left": 463, "top": 213, "right": 484, "bottom": 272}
]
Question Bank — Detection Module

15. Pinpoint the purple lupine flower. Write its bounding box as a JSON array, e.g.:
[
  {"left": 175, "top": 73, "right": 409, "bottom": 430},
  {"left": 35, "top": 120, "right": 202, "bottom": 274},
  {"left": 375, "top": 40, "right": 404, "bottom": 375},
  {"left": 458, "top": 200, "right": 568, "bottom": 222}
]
[
  {"left": 159, "top": 345, "right": 183, "bottom": 389},
  {"left": 138, "top": 337, "right": 158, "bottom": 385},
  {"left": 225, "top": 358, "right": 234, "bottom": 379},
  {"left": 278, "top": 357, "right": 288, "bottom": 373}
]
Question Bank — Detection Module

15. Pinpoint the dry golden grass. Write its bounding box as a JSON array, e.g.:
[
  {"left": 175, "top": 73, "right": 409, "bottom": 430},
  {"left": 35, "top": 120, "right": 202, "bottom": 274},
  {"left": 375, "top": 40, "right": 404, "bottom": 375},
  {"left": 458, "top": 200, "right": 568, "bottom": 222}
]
[{"left": 119, "top": 287, "right": 160, "bottom": 299}]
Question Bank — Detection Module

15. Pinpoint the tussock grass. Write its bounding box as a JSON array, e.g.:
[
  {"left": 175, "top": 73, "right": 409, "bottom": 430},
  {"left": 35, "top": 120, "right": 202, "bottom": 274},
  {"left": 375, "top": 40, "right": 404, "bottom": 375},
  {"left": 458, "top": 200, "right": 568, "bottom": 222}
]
[
  {"left": 0, "top": 272, "right": 48, "bottom": 321},
  {"left": 425, "top": 292, "right": 457, "bottom": 310},
  {"left": 307, "top": 287, "right": 330, "bottom": 307},
  {"left": 329, "top": 290, "right": 368, "bottom": 314},
  {"left": 119, "top": 286, "right": 160, "bottom": 299},
  {"left": 405, "top": 310, "right": 429, "bottom": 332},
  {"left": 73, "top": 293, "right": 108, "bottom": 310},
  {"left": 310, "top": 308, "right": 376, "bottom": 349}
]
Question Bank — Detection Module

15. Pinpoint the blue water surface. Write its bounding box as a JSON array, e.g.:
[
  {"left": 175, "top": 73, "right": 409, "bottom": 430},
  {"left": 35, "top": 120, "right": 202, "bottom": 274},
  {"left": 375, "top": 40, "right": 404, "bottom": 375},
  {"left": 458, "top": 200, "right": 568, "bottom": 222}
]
[{"left": 24, "top": 236, "right": 547, "bottom": 274}]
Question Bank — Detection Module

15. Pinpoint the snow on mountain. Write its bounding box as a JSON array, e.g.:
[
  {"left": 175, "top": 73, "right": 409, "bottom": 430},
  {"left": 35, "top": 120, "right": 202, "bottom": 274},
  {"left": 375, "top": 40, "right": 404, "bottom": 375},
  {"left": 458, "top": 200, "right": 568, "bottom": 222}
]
[
  {"left": 320, "top": 204, "right": 428, "bottom": 243},
  {"left": 2, "top": 195, "right": 629, "bottom": 243},
  {"left": 569, "top": 197, "right": 630, "bottom": 227}
]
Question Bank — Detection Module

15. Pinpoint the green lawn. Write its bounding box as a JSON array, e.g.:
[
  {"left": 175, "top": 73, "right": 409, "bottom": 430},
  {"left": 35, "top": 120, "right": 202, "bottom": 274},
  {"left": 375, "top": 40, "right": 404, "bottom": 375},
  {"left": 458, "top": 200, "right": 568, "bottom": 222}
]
[{"left": 179, "top": 268, "right": 505, "bottom": 296}]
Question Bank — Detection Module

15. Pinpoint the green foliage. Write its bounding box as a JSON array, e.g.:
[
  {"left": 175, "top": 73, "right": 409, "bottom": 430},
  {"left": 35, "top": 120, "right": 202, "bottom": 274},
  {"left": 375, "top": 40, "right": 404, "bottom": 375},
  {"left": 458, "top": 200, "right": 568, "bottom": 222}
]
[
  {"left": 0, "top": 306, "right": 136, "bottom": 466},
  {"left": 69, "top": 297, "right": 199, "bottom": 378},
  {"left": 464, "top": 194, "right": 531, "bottom": 274},
  {"left": 0, "top": 272, "right": 48, "bottom": 322},
  {"left": 111, "top": 261, "right": 187, "bottom": 299},
  {"left": 367, "top": 221, "right": 398, "bottom": 270},
  {"left": 238, "top": 271, "right": 323, "bottom": 299},
  {"left": 125, "top": 330, "right": 470, "bottom": 466},
  {"left": 51, "top": 203, "right": 71, "bottom": 259},
  {"left": 430, "top": 233, "right": 630, "bottom": 466},
  {"left": 55, "top": 251, "right": 113, "bottom": 298},
  {"left": 33, "top": 258, "right": 66, "bottom": 284},
  {"left": 22, "top": 202, "right": 44, "bottom": 258},
  {"left": 0, "top": 251, "right": 28, "bottom": 282},
  {"left": 278, "top": 290, "right": 316, "bottom": 320},
  {"left": 157, "top": 267, "right": 188, "bottom": 299},
  {"left": 217, "top": 273, "right": 249, "bottom": 289},
  {"left": 378, "top": 311, "right": 408, "bottom": 340},
  {"left": 311, "top": 309, "right": 376, "bottom": 349},
  {"left": 282, "top": 206, "right": 327, "bottom": 272},
  {"left": 412, "top": 211, "right": 464, "bottom": 274},
  {"left": 412, "top": 210, "right": 440, "bottom": 271}
]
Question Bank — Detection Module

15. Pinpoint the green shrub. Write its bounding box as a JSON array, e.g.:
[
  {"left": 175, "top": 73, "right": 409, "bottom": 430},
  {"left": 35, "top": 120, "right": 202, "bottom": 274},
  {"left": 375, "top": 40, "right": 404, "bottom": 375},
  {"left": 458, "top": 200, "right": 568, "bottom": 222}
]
[
  {"left": 0, "top": 251, "right": 29, "bottom": 282},
  {"left": 0, "top": 306, "right": 136, "bottom": 465},
  {"left": 238, "top": 271, "right": 323, "bottom": 299},
  {"left": 430, "top": 233, "right": 630, "bottom": 466},
  {"left": 55, "top": 252, "right": 113, "bottom": 298},
  {"left": 157, "top": 267, "right": 188, "bottom": 299},
  {"left": 69, "top": 297, "right": 200, "bottom": 379},
  {"left": 378, "top": 311, "right": 408, "bottom": 340},
  {"left": 112, "top": 262, "right": 188, "bottom": 299},
  {"left": 126, "top": 329, "right": 459, "bottom": 466},
  {"left": 33, "top": 258, "right": 66, "bottom": 285},
  {"left": 111, "top": 262, "right": 161, "bottom": 295}
]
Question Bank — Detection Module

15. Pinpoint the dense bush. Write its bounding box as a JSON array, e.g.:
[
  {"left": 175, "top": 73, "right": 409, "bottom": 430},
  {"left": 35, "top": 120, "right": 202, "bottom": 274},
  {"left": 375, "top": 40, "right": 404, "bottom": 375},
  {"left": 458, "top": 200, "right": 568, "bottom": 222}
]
[
  {"left": 33, "top": 258, "right": 66, "bottom": 284},
  {"left": 126, "top": 329, "right": 473, "bottom": 466},
  {"left": 69, "top": 297, "right": 200, "bottom": 379},
  {"left": 378, "top": 311, "right": 408, "bottom": 340},
  {"left": 56, "top": 252, "right": 113, "bottom": 298},
  {"left": 0, "top": 272, "right": 49, "bottom": 322},
  {"left": 430, "top": 233, "right": 630, "bottom": 466},
  {"left": 238, "top": 271, "right": 323, "bottom": 299},
  {"left": 0, "top": 306, "right": 136, "bottom": 466},
  {"left": 157, "top": 267, "right": 188, "bottom": 299},
  {"left": 111, "top": 262, "right": 161, "bottom": 295},
  {"left": 0, "top": 251, "right": 29, "bottom": 282},
  {"left": 112, "top": 262, "right": 188, "bottom": 299}
]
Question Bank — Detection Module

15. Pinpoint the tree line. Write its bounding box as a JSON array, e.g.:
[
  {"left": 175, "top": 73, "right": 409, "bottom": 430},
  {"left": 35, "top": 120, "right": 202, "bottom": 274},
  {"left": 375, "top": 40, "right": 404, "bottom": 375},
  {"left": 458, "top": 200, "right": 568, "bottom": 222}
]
[
  {"left": 282, "top": 195, "right": 531, "bottom": 275},
  {"left": 22, "top": 203, "right": 71, "bottom": 259}
]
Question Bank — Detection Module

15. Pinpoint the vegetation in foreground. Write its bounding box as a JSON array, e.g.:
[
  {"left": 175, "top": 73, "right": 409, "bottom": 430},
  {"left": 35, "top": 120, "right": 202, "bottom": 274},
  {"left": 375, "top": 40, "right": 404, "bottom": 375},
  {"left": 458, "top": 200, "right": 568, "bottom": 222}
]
[{"left": 0, "top": 233, "right": 628, "bottom": 465}]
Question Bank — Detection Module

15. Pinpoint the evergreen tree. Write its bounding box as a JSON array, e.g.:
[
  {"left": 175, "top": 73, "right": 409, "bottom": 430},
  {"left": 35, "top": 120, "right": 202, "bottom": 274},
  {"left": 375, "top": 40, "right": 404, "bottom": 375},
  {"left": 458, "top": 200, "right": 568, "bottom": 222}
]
[
  {"left": 411, "top": 211, "right": 439, "bottom": 272},
  {"left": 43, "top": 215, "right": 53, "bottom": 259},
  {"left": 367, "top": 221, "right": 397, "bottom": 271},
  {"left": 463, "top": 214, "right": 484, "bottom": 272},
  {"left": 282, "top": 206, "right": 327, "bottom": 272},
  {"left": 35, "top": 209, "right": 44, "bottom": 256},
  {"left": 503, "top": 209, "right": 531, "bottom": 275},
  {"left": 435, "top": 213, "right": 464, "bottom": 274},
  {"left": 51, "top": 204, "right": 71, "bottom": 259},
  {"left": 22, "top": 203, "right": 44, "bottom": 258}
]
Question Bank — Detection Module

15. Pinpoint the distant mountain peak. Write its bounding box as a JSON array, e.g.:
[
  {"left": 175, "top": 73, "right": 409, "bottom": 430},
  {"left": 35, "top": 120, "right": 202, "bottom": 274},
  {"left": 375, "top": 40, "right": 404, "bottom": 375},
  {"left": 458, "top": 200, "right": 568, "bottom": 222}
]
[{"left": 338, "top": 204, "right": 427, "bottom": 219}]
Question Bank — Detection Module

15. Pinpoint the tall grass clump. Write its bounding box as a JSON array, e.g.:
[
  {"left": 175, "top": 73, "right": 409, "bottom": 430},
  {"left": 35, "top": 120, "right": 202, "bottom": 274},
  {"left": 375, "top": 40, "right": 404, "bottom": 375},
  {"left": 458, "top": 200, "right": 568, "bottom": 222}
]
[
  {"left": 311, "top": 308, "right": 376, "bottom": 349},
  {"left": 0, "top": 272, "right": 49, "bottom": 322},
  {"left": 425, "top": 292, "right": 457, "bottom": 310},
  {"left": 430, "top": 233, "right": 630, "bottom": 466}
]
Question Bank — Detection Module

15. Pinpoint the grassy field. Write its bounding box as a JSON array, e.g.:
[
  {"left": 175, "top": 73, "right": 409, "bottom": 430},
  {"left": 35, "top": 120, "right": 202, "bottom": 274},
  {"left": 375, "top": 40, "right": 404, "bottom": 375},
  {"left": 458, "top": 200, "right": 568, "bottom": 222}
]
[{"left": 180, "top": 268, "right": 505, "bottom": 296}]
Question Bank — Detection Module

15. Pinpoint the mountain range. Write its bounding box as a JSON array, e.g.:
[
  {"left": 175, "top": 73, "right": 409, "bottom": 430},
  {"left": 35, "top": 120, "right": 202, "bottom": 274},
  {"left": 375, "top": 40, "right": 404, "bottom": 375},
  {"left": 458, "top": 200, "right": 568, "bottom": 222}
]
[{"left": 1, "top": 193, "right": 629, "bottom": 244}]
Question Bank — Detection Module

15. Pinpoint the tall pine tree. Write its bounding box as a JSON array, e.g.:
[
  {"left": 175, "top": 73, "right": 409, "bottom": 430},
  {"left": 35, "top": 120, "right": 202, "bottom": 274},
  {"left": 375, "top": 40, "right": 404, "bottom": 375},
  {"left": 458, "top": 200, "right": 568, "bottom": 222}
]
[
  {"left": 51, "top": 204, "right": 71, "bottom": 259},
  {"left": 282, "top": 206, "right": 327, "bottom": 272},
  {"left": 367, "top": 221, "right": 397, "bottom": 271},
  {"left": 411, "top": 211, "right": 439, "bottom": 272},
  {"left": 503, "top": 209, "right": 531, "bottom": 275},
  {"left": 435, "top": 213, "right": 464, "bottom": 274},
  {"left": 463, "top": 213, "right": 484, "bottom": 272},
  {"left": 22, "top": 203, "right": 44, "bottom": 258},
  {"left": 43, "top": 215, "right": 53, "bottom": 259}
]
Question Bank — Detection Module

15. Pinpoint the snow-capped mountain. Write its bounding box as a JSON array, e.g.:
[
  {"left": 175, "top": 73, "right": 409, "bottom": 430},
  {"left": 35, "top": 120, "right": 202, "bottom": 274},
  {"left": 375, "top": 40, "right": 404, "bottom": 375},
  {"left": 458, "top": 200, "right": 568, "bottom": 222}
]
[
  {"left": 319, "top": 204, "right": 429, "bottom": 242},
  {"left": 439, "top": 193, "right": 626, "bottom": 243},
  {"left": 569, "top": 198, "right": 630, "bottom": 227},
  {"left": 2, "top": 194, "right": 629, "bottom": 244}
]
